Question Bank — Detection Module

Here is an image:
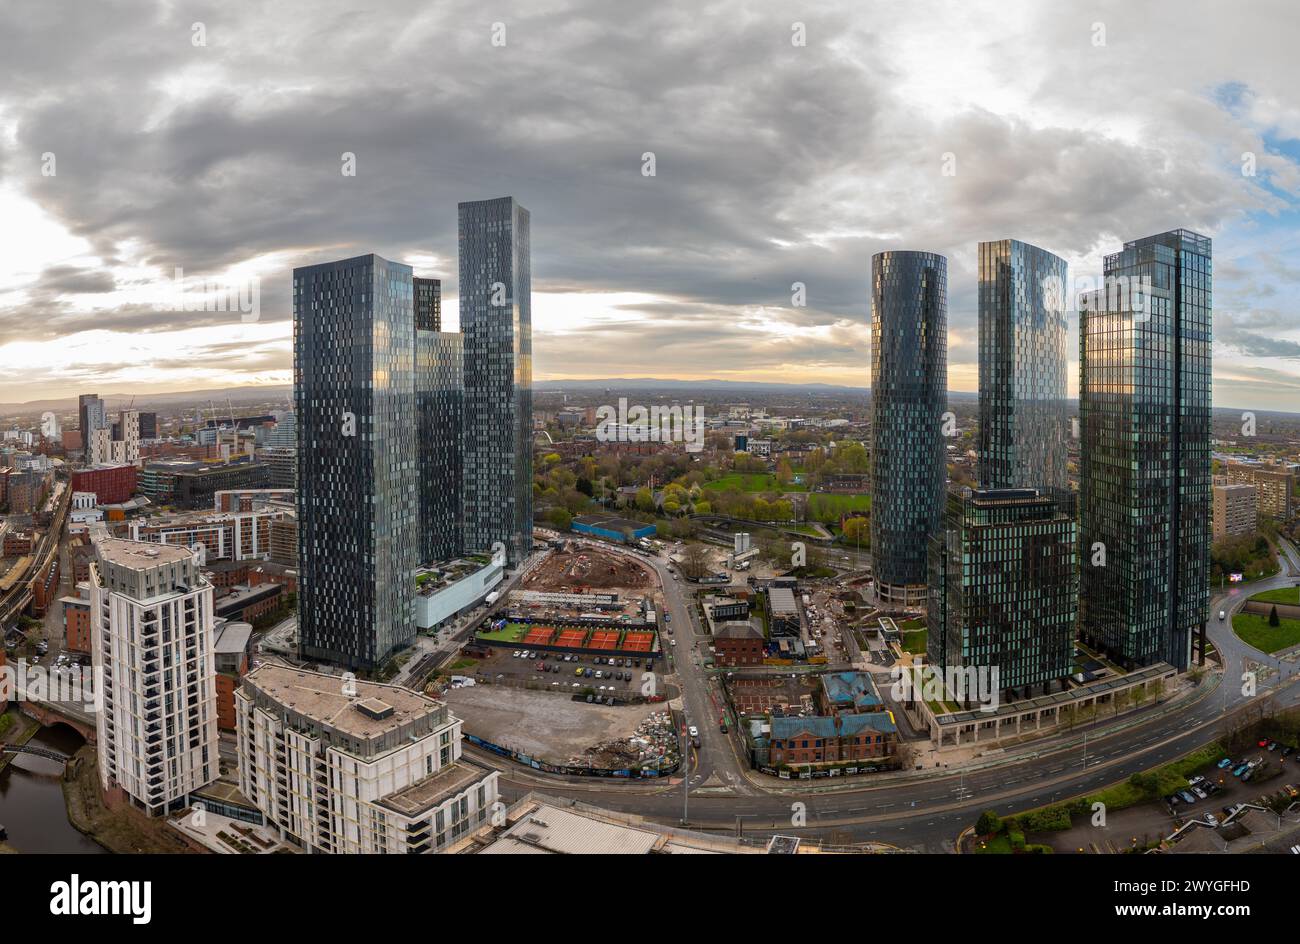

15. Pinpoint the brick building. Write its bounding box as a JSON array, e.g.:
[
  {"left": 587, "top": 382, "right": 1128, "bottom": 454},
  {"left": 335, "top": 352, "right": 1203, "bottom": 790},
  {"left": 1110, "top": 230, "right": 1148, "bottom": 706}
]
[
  {"left": 768, "top": 713, "right": 898, "bottom": 767},
  {"left": 71, "top": 464, "right": 138, "bottom": 505},
  {"left": 713, "top": 621, "right": 765, "bottom": 666}
]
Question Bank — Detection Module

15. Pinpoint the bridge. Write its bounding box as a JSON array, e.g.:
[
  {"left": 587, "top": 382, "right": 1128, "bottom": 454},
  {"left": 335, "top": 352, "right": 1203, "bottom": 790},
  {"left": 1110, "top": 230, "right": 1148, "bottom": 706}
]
[{"left": 0, "top": 744, "right": 69, "bottom": 762}]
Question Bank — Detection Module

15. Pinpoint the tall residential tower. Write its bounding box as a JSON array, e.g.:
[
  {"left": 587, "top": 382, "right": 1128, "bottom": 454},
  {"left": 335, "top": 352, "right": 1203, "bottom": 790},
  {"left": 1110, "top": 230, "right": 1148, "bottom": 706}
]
[
  {"left": 459, "top": 197, "right": 533, "bottom": 565},
  {"left": 294, "top": 254, "right": 420, "bottom": 669},
  {"left": 1078, "top": 229, "right": 1212, "bottom": 671},
  {"left": 869, "top": 250, "right": 947, "bottom": 608},
  {"left": 977, "top": 239, "right": 1070, "bottom": 490}
]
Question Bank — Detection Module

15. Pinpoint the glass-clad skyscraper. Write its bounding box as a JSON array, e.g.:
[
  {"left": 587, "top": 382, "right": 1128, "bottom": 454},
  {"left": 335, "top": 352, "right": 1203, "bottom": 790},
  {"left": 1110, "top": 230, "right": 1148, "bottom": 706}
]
[
  {"left": 459, "top": 197, "right": 533, "bottom": 565},
  {"left": 928, "top": 487, "right": 1078, "bottom": 698},
  {"left": 294, "top": 254, "right": 419, "bottom": 669},
  {"left": 978, "top": 239, "right": 1070, "bottom": 490},
  {"left": 418, "top": 328, "right": 464, "bottom": 563},
  {"left": 1078, "top": 229, "right": 1212, "bottom": 671},
  {"left": 414, "top": 275, "right": 442, "bottom": 331},
  {"left": 870, "top": 250, "right": 947, "bottom": 607}
]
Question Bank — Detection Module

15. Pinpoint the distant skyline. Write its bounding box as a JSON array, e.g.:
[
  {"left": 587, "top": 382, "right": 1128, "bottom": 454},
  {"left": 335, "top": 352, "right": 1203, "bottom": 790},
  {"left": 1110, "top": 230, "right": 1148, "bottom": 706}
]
[{"left": 1, "top": 1, "right": 1299, "bottom": 409}]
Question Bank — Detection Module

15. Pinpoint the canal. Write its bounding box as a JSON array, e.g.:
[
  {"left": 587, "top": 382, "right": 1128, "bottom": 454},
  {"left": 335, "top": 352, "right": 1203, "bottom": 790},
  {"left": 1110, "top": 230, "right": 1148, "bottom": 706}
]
[{"left": 0, "top": 724, "right": 105, "bottom": 853}]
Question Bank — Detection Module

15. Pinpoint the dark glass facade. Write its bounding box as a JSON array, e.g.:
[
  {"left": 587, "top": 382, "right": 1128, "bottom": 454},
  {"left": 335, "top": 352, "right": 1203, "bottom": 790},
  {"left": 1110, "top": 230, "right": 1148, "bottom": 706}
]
[
  {"left": 928, "top": 487, "right": 1078, "bottom": 696},
  {"left": 414, "top": 276, "right": 442, "bottom": 332},
  {"left": 294, "top": 254, "right": 419, "bottom": 669},
  {"left": 418, "top": 329, "right": 464, "bottom": 563},
  {"left": 1078, "top": 229, "right": 1212, "bottom": 671},
  {"left": 978, "top": 239, "right": 1070, "bottom": 490},
  {"left": 869, "top": 251, "right": 947, "bottom": 606},
  {"left": 459, "top": 197, "right": 533, "bottom": 565}
]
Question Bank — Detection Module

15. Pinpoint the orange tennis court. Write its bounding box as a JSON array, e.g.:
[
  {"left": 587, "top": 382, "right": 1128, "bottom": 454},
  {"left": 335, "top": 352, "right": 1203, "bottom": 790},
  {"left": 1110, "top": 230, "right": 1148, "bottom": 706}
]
[
  {"left": 621, "top": 631, "right": 655, "bottom": 652},
  {"left": 522, "top": 625, "right": 556, "bottom": 646},
  {"left": 555, "top": 627, "right": 588, "bottom": 648},
  {"left": 588, "top": 630, "right": 619, "bottom": 650}
]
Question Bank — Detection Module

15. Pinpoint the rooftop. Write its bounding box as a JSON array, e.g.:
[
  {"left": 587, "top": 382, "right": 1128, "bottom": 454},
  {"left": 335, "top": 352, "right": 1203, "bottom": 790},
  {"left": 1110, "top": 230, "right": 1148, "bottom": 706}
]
[
  {"left": 96, "top": 537, "right": 194, "bottom": 568},
  {"left": 242, "top": 664, "right": 445, "bottom": 740},
  {"left": 376, "top": 761, "right": 491, "bottom": 817}
]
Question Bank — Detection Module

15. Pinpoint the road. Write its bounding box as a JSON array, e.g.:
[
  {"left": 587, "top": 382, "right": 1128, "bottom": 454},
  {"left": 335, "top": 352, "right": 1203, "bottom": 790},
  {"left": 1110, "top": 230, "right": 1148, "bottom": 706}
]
[{"left": 480, "top": 536, "right": 1300, "bottom": 851}]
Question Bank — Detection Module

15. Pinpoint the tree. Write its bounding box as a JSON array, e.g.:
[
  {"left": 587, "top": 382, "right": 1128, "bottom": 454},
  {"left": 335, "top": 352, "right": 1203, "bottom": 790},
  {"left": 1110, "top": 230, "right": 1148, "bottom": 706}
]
[
  {"left": 546, "top": 507, "right": 572, "bottom": 531},
  {"left": 1128, "top": 771, "right": 1161, "bottom": 799},
  {"left": 1269, "top": 605, "right": 1280, "bottom": 627},
  {"left": 635, "top": 487, "right": 655, "bottom": 513},
  {"left": 975, "top": 810, "right": 1002, "bottom": 837},
  {"left": 680, "top": 542, "right": 712, "bottom": 580}
]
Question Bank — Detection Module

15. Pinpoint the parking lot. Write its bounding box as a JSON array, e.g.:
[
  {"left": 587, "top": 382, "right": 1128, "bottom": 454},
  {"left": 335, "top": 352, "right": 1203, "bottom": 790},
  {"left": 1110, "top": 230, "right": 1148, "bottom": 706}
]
[{"left": 458, "top": 646, "right": 662, "bottom": 695}]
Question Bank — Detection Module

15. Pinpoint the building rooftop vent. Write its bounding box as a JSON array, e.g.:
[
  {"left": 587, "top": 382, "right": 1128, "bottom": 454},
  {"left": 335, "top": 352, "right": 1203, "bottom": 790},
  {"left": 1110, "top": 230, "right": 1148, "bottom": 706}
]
[{"left": 355, "top": 698, "right": 394, "bottom": 720}]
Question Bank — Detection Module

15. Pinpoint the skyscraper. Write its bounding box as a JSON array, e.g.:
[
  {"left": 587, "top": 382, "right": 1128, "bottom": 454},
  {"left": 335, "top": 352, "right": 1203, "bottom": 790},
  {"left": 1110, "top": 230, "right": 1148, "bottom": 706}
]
[
  {"left": 78, "top": 393, "right": 105, "bottom": 442},
  {"left": 869, "top": 250, "right": 947, "bottom": 607},
  {"left": 414, "top": 276, "right": 442, "bottom": 331},
  {"left": 418, "top": 327, "right": 464, "bottom": 562},
  {"left": 977, "top": 239, "right": 1070, "bottom": 490},
  {"left": 1078, "top": 229, "right": 1212, "bottom": 671},
  {"left": 294, "top": 254, "right": 419, "bottom": 669},
  {"left": 459, "top": 197, "right": 533, "bottom": 565},
  {"left": 929, "top": 240, "right": 1078, "bottom": 699},
  {"left": 92, "top": 539, "right": 218, "bottom": 816}
]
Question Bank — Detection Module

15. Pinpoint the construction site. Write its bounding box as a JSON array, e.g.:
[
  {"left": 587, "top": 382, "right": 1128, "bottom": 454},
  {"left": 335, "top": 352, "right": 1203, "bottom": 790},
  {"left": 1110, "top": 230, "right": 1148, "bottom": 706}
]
[{"left": 523, "top": 545, "right": 654, "bottom": 593}]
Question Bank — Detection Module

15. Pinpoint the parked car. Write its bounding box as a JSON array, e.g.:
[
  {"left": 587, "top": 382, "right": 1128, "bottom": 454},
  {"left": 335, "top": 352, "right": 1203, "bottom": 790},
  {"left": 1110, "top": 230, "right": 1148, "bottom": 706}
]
[
  {"left": 1233, "top": 764, "right": 1249, "bottom": 777},
  {"left": 1217, "top": 758, "right": 1234, "bottom": 769},
  {"left": 1203, "top": 813, "right": 1219, "bottom": 826},
  {"left": 1189, "top": 775, "right": 1206, "bottom": 787}
]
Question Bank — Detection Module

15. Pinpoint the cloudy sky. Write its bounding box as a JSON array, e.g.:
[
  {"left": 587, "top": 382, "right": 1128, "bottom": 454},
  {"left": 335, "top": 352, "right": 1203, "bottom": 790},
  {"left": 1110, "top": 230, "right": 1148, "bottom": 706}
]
[{"left": 1, "top": 0, "right": 1298, "bottom": 409}]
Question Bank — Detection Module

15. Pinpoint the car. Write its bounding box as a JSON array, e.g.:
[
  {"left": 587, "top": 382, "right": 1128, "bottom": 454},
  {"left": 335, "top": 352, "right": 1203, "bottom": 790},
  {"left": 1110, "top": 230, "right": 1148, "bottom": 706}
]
[
  {"left": 1217, "top": 758, "right": 1234, "bottom": 769},
  {"left": 688, "top": 725, "right": 699, "bottom": 738},
  {"left": 575, "top": 667, "right": 584, "bottom": 676},
  {"left": 670, "top": 639, "right": 677, "bottom": 647},
  {"left": 1259, "top": 739, "right": 1270, "bottom": 748},
  {"left": 1249, "top": 756, "right": 1264, "bottom": 768},
  {"left": 1269, "top": 741, "right": 1280, "bottom": 752},
  {"left": 1179, "top": 791, "right": 1197, "bottom": 804},
  {"left": 691, "top": 735, "right": 701, "bottom": 749},
  {"left": 719, "top": 720, "right": 728, "bottom": 733},
  {"left": 1189, "top": 775, "right": 1206, "bottom": 787},
  {"left": 1203, "top": 813, "right": 1219, "bottom": 826},
  {"left": 594, "top": 670, "right": 603, "bottom": 679},
  {"left": 1283, "top": 746, "right": 1294, "bottom": 757},
  {"left": 1241, "top": 769, "right": 1255, "bottom": 783},
  {"left": 667, "top": 626, "right": 673, "bottom": 635},
  {"left": 1291, "top": 845, "right": 1300, "bottom": 855},
  {"left": 584, "top": 668, "right": 592, "bottom": 678},
  {"left": 1218, "top": 610, "right": 1226, "bottom": 620},
  {"left": 536, "top": 661, "right": 545, "bottom": 671},
  {"left": 1193, "top": 787, "right": 1208, "bottom": 800},
  {"left": 1233, "top": 764, "right": 1249, "bottom": 777},
  {"left": 1284, "top": 784, "right": 1298, "bottom": 799}
]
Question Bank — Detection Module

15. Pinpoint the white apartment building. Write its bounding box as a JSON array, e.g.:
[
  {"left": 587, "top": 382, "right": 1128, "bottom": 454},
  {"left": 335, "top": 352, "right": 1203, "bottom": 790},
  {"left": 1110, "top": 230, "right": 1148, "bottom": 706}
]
[
  {"left": 91, "top": 538, "right": 219, "bottom": 816},
  {"left": 235, "top": 664, "right": 499, "bottom": 854}
]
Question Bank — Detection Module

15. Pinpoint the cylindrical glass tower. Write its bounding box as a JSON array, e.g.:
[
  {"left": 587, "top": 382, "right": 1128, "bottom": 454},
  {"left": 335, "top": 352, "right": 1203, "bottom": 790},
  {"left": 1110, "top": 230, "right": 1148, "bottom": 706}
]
[{"left": 870, "top": 250, "right": 948, "bottom": 608}]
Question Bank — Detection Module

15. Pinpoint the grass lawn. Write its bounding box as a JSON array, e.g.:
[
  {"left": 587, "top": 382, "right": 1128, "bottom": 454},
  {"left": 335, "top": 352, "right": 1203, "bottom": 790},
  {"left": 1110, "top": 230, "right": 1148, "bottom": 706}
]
[
  {"left": 807, "top": 493, "right": 871, "bottom": 520},
  {"left": 903, "top": 628, "right": 927, "bottom": 655},
  {"left": 1249, "top": 586, "right": 1300, "bottom": 606},
  {"left": 704, "top": 473, "right": 806, "bottom": 493},
  {"left": 1232, "top": 611, "right": 1300, "bottom": 654},
  {"left": 477, "top": 622, "right": 527, "bottom": 643}
]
